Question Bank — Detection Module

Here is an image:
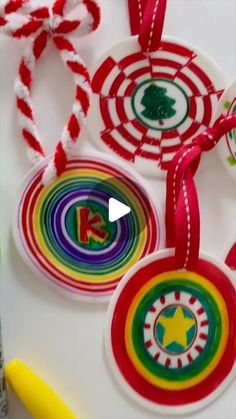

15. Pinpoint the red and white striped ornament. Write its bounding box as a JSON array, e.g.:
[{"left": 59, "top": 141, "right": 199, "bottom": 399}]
[
  {"left": 1, "top": 0, "right": 100, "bottom": 184},
  {"left": 87, "top": 0, "right": 226, "bottom": 176}
]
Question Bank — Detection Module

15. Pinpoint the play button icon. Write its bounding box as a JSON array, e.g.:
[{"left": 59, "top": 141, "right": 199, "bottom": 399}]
[
  {"left": 84, "top": 175, "right": 157, "bottom": 246},
  {"left": 108, "top": 198, "right": 131, "bottom": 222}
]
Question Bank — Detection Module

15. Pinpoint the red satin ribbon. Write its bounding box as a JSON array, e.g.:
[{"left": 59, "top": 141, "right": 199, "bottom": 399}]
[
  {"left": 128, "top": 0, "right": 167, "bottom": 52},
  {"left": 139, "top": 0, "right": 167, "bottom": 52},
  {"left": 166, "top": 114, "right": 236, "bottom": 270},
  {"left": 225, "top": 243, "right": 236, "bottom": 270},
  {"left": 128, "top": 0, "right": 146, "bottom": 35},
  {"left": 174, "top": 169, "right": 200, "bottom": 270}
]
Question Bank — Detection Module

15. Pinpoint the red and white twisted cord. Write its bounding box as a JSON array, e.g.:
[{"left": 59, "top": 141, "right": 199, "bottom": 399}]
[
  {"left": 0, "top": 1, "right": 30, "bottom": 31},
  {"left": 2, "top": 0, "right": 100, "bottom": 184},
  {"left": 0, "top": 0, "right": 100, "bottom": 34}
]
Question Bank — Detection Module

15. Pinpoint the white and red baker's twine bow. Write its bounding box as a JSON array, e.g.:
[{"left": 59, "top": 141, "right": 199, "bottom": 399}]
[
  {"left": 165, "top": 114, "right": 236, "bottom": 271},
  {"left": 0, "top": 0, "right": 100, "bottom": 184}
]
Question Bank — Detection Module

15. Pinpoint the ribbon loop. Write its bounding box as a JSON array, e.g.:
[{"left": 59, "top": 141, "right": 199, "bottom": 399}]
[
  {"left": 193, "top": 129, "right": 218, "bottom": 152},
  {"left": 128, "top": 0, "right": 167, "bottom": 51},
  {"left": 175, "top": 170, "right": 200, "bottom": 270},
  {"left": 193, "top": 115, "right": 236, "bottom": 153},
  {"left": 138, "top": 0, "right": 167, "bottom": 52},
  {"left": 128, "top": 0, "right": 146, "bottom": 35},
  {"left": 166, "top": 114, "right": 236, "bottom": 271}
]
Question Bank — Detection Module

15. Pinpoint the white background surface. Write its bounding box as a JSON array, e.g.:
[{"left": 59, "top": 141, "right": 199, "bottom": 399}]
[{"left": 0, "top": 0, "right": 236, "bottom": 418}]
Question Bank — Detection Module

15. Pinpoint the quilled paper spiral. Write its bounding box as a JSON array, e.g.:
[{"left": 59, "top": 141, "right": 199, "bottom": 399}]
[
  {"left": 14, "top": 154, "right": 162, "bottom": 300},
  {"left": 106, "top": 250, "right": 236, "bottom": 414}
]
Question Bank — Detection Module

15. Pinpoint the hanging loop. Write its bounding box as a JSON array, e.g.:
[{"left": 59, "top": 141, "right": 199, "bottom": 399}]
[
  {"left": 138, "top": 0, "right": 167, "bottom": 52},
  {"left": 2, "top": 0, "right": 101, "bottom": 184},
  {"left": 166, "top": 114, "right": 236, "bottom": 270},
  {"left": 128, "top": 0, "right": 146, "bottom": 35},
  {"left": 127, "top": 0, "right": 167, "bottom": 52}
]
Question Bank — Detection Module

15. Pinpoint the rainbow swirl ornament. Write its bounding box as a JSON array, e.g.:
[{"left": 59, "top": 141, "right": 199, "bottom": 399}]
[
  {"left": 106, "top": 249, "right": 236, "bottom": 414},
  {"left": 13, "top": 154, "right": 162, "bottom": 300}
]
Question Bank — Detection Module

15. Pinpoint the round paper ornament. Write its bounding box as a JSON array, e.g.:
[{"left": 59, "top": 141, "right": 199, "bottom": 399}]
[
  {"left": 13, "top": 153, "right": 162, "bottom": 300},
  {"left": 216, "top": 80, "right": 236, "bottom": 181},
  {"left": 105, "top": 116, "right": 236, "bottom": 413},
  {"left": 106, "top": 249, "right": 236, "bottom": 414},
  {"left": 87, "top": 0, "right": 226, "bottom": 176}
]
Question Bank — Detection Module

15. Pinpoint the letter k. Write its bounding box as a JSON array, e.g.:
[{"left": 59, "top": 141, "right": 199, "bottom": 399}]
[{"left": 77, "top": 207, "right": 109, "bottom": 244}]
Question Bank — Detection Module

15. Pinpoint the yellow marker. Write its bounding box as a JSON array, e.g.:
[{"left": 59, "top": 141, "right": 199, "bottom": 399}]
[{"left": 5, "top": 360, "right": 77, "bottom": 419}]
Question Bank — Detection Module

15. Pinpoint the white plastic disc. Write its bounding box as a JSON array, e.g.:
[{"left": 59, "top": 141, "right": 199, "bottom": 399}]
[
  {"left": 13, "top": 151, "right": 164, "bottom": 301},
  {"left": 105, "top": 249, "right": 236, "bottom": 414}
]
